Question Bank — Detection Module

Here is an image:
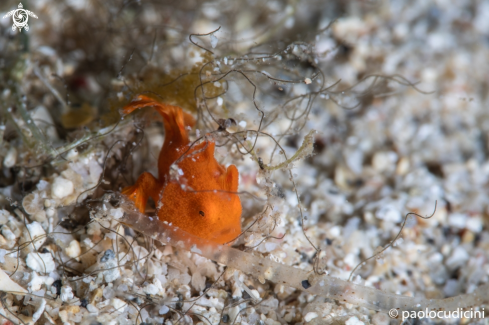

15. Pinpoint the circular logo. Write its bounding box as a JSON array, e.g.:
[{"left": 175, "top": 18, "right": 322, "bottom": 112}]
[
  {"left": 388, "top": 309, "right": 399, "bottom": 318},
  {"left": 3, "top": 3, "right": 38, "bottom": 32},
  {"left": 13, "top": 9, "right": 28, "bottom": 29}
]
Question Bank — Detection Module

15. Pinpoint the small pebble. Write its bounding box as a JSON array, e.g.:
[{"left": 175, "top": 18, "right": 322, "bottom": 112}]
[
  {"left": 51, "top": 177, "right": 74, "bottom": 199},
  {"left": 66, "top": 148, "right": 78, "bottom": 159},
  {"left": 466, "top": 216, "right": 482, "bottom": 233},
  {"left": 22, "top": 222, "right": 46, "bottom": 251},
  {"left": 100, "top": 249, "right": 115, "bottom": 263},
  {"left": 46, "top": 207, "right": 55, "bottom": 218},
  {"left": 86, "top": 304, "right": 98, "bottom": 313},
  {"left": 0, "top": 249, "right": 6, "bottom": 263},
  {"left": 32, "top": 210, "right": 47, "bottom": 222},
  {"left": 448, "top": 213, "right": 467, "bottom": 229},
  {"left": 60, "top": 285, "right": 74, "bottom": 302},
  {"left": 3, "top": 147, "right": 17, "bottom": 168},
  {"left": 304, "top": 312, "right": 318, "bottom": 322},
  {"left": 65, "top": 240, "right": 81, "bottom": 258},
  {"left": 345, "top": 316, "right": 365, "bottom": 325},
  {"left": 144, "top": 284, "right": 158, "bottom": 295},
  {"left": 26, "top": 252, "right": 56, "bottom": 273},
  {"left": 228, "top": 306, "right": 240, "bottom": 323},
  {"left": 0, "top": 267, "right": 28, "bottom": 293},
  {"left": 250, "top": 289, "right": 261, "bottom": 300},
  {"left": 52, "top": 279, "right": 62, "bottom": 297},
  {"left": 109, "top": 208, "right": 124, "bottom": 219},
  {"left": 44, "top": 199, "right": 51, "bottom": 208},
  {"left": 29, "top": 273, "right": 54, "bottom": 291},
  {"left": 111, "top": 298, "right": 127, "bottom": 312},
  {"left": 2, "top": 226, "right": 16, "bottom": 241},
  {"left": 372, "top": 151, "right": 397, "bottom": 172},
  {"left": 301, "top": 280, "right": 311, "bottom": 289},
  {"left": 31, "top": 298, "right": 46, "bottom": 323},
  {"left": 103, "top": 260, "right": 121, "bottom": 282},
  {"left": 159, "top": 305, "right": 169, "bottom": 315},
  {"left": 103, "top": 286, "right": 115, "bottom": 299},
  {"left": 265, "top": 242, "right": 277, "bottom": 251},
  {"left": 446, "top": 246, "right": 469, "bottom": 270},
  {"left": 0, "top": 210, "right": 9, "bottom": 225},
  {"left": 117, "top": 284, "right": 128, "bottom": 292}
]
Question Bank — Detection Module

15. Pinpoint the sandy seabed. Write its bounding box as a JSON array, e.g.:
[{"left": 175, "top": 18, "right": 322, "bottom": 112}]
[{"left": 0, "top": 0, "right": 488, "bottom": 324}]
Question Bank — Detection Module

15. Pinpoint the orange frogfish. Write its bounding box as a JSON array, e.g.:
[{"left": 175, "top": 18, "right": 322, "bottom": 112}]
[{"left": 121, "top": 95, "right": 242, "bottom": 244}]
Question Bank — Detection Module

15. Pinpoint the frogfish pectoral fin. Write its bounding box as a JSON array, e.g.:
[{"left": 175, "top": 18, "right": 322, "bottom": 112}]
[
  {"left": 121, "top": 172, "right": 161, "bottom": 213},
  {"left": 211, "top": 223, "right": 241, "bottom": 244}
]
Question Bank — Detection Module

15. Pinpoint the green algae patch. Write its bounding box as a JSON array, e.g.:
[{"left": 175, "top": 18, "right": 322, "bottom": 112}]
[{"left": 106, "top": 52, "right": 223, "bottom": 125}]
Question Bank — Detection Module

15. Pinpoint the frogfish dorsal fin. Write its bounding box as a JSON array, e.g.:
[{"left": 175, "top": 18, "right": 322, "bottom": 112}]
[
  {"left": 123, "top": 95, "right": 195, "bottom": 179},
  {"left": 218, "top": 164, "right": 239, "bottom": 193}
]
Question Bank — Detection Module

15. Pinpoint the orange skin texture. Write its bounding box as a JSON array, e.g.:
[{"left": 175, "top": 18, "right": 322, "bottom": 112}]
[{"left": 121, "top": 95, "right": 242, "bottom": 244}]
